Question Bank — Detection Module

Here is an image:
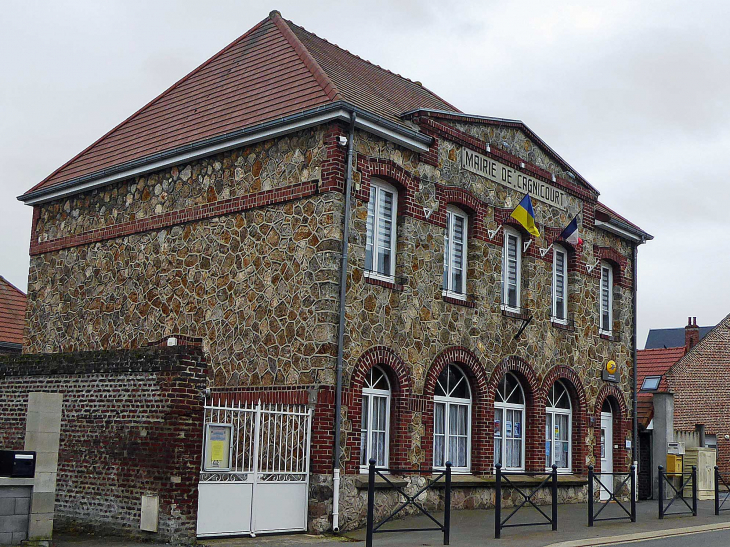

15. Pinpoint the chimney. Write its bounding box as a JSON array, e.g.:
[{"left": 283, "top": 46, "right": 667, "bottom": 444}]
[{"left": 685, "top": 316, "right": 700, "bottom": 351}]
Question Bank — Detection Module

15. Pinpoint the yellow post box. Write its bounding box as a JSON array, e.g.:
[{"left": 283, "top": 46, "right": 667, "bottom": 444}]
[{"left": 666, "top": 454, "right": 683, "bottom": 474}]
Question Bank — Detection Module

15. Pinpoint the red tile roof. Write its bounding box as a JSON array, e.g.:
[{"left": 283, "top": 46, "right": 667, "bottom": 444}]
[
  {"left": 0, "top": 276, "right": 27, "bottom": 348},
  {"left": 23, "top": 11, "right": 458, "bottom": 198},
  {"left": 636, "top": 346, "right": 685, "bottom": 427}
]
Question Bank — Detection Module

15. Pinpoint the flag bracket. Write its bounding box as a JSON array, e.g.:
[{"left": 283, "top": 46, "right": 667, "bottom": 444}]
[
  {"left": 586, "top": 259, "right": 600, "bottom": 274},
  {"left": 523, "top": 239, "right": 533, "bottom": 253},
  {"left": 540, "top": 243, "right": 554, "bottom": 258},
  {"left": 488, "top": 225, "right": 503, "bottom": 240},
  {"left": 513, "top": 315, "right": 533, "bottom": 341}
]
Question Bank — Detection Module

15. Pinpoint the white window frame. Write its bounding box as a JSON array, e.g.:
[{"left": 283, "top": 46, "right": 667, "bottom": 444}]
[
  {"left": 552, "top": 245, "right": 568, "bottom": 324},
  {"left": 501, "top": 227, "right": 522, "bottom": 312},
  {"left": 545, "top": 381, "right": 572, "bottom": 473},
  {"left": 600, "top": 262, "right": 614, "bottom": 335},
  {"left": 494, "top": 372, "right": 526, "bottom": 471},
  {"left": 433, "top": 364, "right": 472, "bottom": 473},
  {"left": 364, "top": 179, "right": 398, "bottom": 282},
  {"left": 360, "top": 366, "right": 391, "bottom": 472},
  {"left": 443, "top": 206, "right": 468, "bottom": 300}
]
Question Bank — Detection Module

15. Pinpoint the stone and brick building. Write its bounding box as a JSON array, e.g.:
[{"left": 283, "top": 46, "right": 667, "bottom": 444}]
[
  {"left": 6, "top": 10, "right": 653, "bottom": 540},
  {"left": 0, "top": 276, "right": 26, "bottom": 354}
]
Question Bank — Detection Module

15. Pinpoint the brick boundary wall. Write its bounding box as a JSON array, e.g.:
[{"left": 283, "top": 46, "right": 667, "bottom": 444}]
[{"left": 0, "top": 346, "right": 208, "bottom": 544}]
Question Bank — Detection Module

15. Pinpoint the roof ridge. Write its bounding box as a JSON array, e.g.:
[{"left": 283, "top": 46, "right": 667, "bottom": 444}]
[
  {"left": 271, "top": 12, "right": 342, "bottom": 102},
  {"left": 638, "top": 346, "right": 685, "bottom": 352},
  {"left": 25, "top": 15, "right": 273, "bottom": 195},
  {"left": 0, "top": 276, "right": 27, "bottom": 298},
  {"left": 285, "top": 19, "right": 461, "bottom": 113}
]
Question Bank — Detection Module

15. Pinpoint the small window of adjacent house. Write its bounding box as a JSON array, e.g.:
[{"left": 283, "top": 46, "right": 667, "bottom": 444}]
[
  {"left": 552, "top": 246, "right": 568, "bottom": 323},
  {"left": 365, "top": 179, "right": 398, "bottom": 281},
  {"left": 502, "top": 228, "right": 521, "bottom": 311},
  {"left": 641, "top": 376, "right": 661, "bottom": 391},
  {"left": 443, "top": 206, "right": 468, "bottom": 299},
  {"left": 600, "top": 263, "right": 613, "bottom": 334}
]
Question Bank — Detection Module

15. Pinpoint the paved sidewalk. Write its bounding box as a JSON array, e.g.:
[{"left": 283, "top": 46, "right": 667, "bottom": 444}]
[{"left": 53, "top": 500, "right": 730, "bottom": 547}]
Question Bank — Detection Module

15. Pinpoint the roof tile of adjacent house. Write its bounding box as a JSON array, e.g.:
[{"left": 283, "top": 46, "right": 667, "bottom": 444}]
[
  {"left": 635, "top": 346, "right": 686, "bottom": 427},
  {"left": 23, "top": 11, "right": 457, "bottom": 197},
  {"left": 0, "top": 276, "right": 27, "bottom": 347}
]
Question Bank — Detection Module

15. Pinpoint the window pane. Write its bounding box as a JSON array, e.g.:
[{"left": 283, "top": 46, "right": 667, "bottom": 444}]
[
  {"left": 361, "top": 396, "right": 369, "bottom": 465},
  {"left": 545, "top": 414, "right": 552, "bottom": 467},
  {"left": 435, "top": 403, "right": 445, "bottom": 434},
  {"left": 434, "top": 435, "right": 445, "bottom": 467},
  {"left": 443, "top": 225, "right": 449, "bottom": 290},
  {"left": 376, "top": 189, "right": 394, "bottom": 276},
  {"left": 457, "top": 405, "right": 468, "bottom": 435},
  {"left": 375, "top": 432, "right": 386, "bottom": 466},
  {"left": 434, "top": 402, "right": 445, "bottom": 467},
  {"left": 451, "top": 215, "right": 465, "bottom": 294},
  {"left": 375, "top": 396, "right": 387, "bottom": 430},
  {"left": 365, "top": 187, "right": 375, "bottom": 272}
]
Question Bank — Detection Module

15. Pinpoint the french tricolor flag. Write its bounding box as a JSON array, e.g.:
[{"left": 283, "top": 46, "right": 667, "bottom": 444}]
[{"left": 559, "top": 215, "right": 583, "bottom": 245}]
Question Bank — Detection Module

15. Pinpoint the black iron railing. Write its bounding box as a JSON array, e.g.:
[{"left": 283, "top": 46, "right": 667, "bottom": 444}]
[
  {"left": 587, "top": 465, "right": 636, "bottom": 526},
  {"left": 715, "top": 466, "right": 730, "bottom": 515},
  {"left": 658, "top": 465, "right": 697, "bottom": 519},
  {"left": 494, "top": 464, "right": 558, "bottom": 539},
  {"left": 365, "top": 459, "right": 452, "bottom": 547}
]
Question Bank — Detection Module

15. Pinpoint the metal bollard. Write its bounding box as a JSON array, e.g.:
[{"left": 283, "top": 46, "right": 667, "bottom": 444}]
[
  {"left": 630, "top": 465, "right": 636, "bottom": 522},
  {"left": 716, "top": 466, "right": 720, "bottom": 516},
  {"left": 658, "top": 465, "right": 665, "bottom": 519},
  {"left": 588, "top": 465, "right": 594, "bottom": 527},
  {"left": 366, "top": 459, "right": 375, "bottom": 547},
  {"left": 692, "top": 466, "right": 698, "bottom": 516},
  {"left": 495, "top": 463, "right": 502, "bottom": 539},
  {"left": 444, "top": 461, "right": 452, "bottom": 545},
  {"left": 551, "top": 464, "right": 558, "bottom": 531}
]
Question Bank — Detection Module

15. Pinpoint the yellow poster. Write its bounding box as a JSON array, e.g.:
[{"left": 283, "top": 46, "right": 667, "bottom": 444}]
[{"left": 211, "top": 440, "right": 225, "bottom": 462}]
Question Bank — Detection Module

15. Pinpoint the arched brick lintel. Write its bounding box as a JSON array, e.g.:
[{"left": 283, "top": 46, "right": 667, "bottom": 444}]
[
  {"left": 486, "top": 355, "right": 541, "bottom": 405},
  {"left": 594, "top": 383, "right": 628, "bottom": 417},
  {"left": 423, "top": 346, "right": 488, "bottom": 398},
  {"left": 350, "top": 345, "right": 411, "bottom": 397}
]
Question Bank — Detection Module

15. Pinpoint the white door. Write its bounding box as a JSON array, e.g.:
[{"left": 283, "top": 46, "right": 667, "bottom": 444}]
[{"left": 600, "top": 411, "right": 614, "bottom": 501}]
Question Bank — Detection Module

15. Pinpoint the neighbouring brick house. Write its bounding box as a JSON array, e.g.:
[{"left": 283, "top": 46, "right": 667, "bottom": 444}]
[
  {"left": 636, "top": 316, "right": 730, "bottom": 499},
  {"left": 0, "top": 276, "right": 26, "bottom": 354},
  {"left": 4, "top": 10, "right": 653, "bottom": 541}
]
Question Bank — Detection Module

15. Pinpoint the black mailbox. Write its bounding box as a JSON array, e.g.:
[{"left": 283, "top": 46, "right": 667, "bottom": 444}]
[{"left": 0, "top": 451, "right": 36, "bottom": 478}]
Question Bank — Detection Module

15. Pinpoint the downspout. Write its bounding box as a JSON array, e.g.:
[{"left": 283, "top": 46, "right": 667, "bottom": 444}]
[
  {"left": 632, "top": 239, "right": 643, "bottom": 485},
  {"left": 333, "top": 111, "right": 356, "bottom": 533}
]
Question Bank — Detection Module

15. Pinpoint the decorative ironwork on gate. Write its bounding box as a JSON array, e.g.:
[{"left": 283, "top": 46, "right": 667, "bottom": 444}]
[{"left": 588, "top": 465, "right": 636, "bottom": 526}]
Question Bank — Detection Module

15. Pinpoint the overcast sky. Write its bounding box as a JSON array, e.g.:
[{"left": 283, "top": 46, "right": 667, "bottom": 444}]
[{"left": 1, "top": 0, "right": 729, "bottom": 347}]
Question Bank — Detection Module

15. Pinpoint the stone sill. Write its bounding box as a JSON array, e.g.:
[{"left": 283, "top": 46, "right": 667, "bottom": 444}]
[
  {"left": 442, "top": 294, "right": 476, "bottom": 308},
  {"left": 600, "top": 332, "right": 619, "bottom": 342},
  {"left": 364, "top": 275, "right": 404, "bottom": 292},
  {"left": 501, "top": 308, "right": 530, "bottom": 321},
  {"left": 0, "top": 477, "right": 35, "bottom": 487},
  {"left": 354, "top": 473, "right": 587, "bottom": 490},
  {"left": 551, "top": 320, "right": 575, "bottom": 332}
]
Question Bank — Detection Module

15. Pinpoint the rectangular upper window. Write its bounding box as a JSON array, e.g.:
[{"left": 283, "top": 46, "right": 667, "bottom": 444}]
[
  {"left": 443, "top": 207, "right": 468, "bottom": 298},
  {"left": 365, "top": 179, "right": 398, "bottom": 280},
  {"left": 640, "top": 376, "right": 661, "bottom": 391},
  {"left": 552, "top": 246, "right": 567, "bottom": 323},
  {"left": 502, "top": 228, "right": 521, "bottom": 311},
  {"left": 600, "top": 263, "right": 613, "bottom": 334}
]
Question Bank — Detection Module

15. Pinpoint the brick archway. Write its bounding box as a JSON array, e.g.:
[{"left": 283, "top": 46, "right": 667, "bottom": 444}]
[
  {"left": 423, "top": 347, "right": 489, "bottom": 473},
  {"left": 594, "top": 384, "right": 630, "bottom": 472},
  {"left": 541, "top": 366, "right": 589, "bottom": 474},
  {"left": 486, "top": 356, "right": 541, "bottom": 472},
  {"left": 346, "top": 346, "right": 411, "bottom": 473}
]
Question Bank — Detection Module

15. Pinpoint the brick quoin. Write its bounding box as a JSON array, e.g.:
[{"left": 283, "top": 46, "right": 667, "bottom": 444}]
[{"left": 0, "top": 345, "right": 207, "bottom": 544}]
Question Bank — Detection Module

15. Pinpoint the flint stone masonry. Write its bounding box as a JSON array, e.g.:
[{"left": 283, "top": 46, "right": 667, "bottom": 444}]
[
  {"left": 22, "top": 118, "right": 638, "bottom": 534},
  {"left": 0, "top": 346, "right": 207, "bottom": 544}
]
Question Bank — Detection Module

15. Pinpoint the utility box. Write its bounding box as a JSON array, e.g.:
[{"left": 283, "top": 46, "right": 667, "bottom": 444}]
[
  {"left": 684, "top": 447, "right": 716, "bottom": 500},
  {"left": 0, "top": 451, "right": 36, "bottom": 478},
  {"left": 666, "top": 454, "right": 683, "bottom": 474}
]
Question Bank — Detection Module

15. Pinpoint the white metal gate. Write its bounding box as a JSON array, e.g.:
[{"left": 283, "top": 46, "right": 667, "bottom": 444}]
[{"left": 196, "top": 398, "right": 312, "bottom": 537}]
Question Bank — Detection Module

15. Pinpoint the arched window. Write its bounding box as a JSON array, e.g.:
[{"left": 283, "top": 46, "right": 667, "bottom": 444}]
[
  {"left": 365, "top": 179, "right": 398, "bottom": 281},
  {"left": 502, "top": 227, "right": 522, "bottom": 311},
  {"left": 434, "top": 364, "right": 471, "bottom": 471},
  {"left": 552, "top": 245, "right": 568, "bottom": 323},
  {"left": 443, "top": 206, "right": 468, "bottom": 298},
  {"left": 494, "top": 372, "right": 525, "bottom": 470},
  {"left": 360, "top": 366, "right": 391, "bottom": 469},
  {"left": 545, "top": 381, "right": 572, "bottom": 472}
]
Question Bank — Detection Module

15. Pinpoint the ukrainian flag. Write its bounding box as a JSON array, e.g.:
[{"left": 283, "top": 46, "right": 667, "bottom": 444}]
[{"left": 510, "top": 194, "right": 540, "bottom": 237}]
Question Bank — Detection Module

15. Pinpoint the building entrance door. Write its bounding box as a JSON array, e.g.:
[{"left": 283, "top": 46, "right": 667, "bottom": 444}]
[{"left": 600, "top": 409, "right": 614, "bottom": 501}]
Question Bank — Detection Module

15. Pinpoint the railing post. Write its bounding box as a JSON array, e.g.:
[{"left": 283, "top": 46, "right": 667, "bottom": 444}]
[
  {"left": 588, "top": 465, "right": 594, "bottom": 527},
  {"left": 692, "top": 466, "right": 698, "bottom": 516},
  {"left": 630, "top": 465, "right": 637, "bottom": 522},
  {"left": 444, "top": 461, "right": 452, "bottom": 546},
  {"left": 495, "top": 463, "right": 502, "bottom": 539},
  {"left": 366, "top": 459, "right": 375, "bottom": 547},
  {"left": 551, "top": 464, "right": 558, "bottom": 531},
  {"left": 658, "top": 465, "right": 665, "bottom": 519},
  {"left": 716, "top": 466, "right": 720, "bottom": 516}
]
